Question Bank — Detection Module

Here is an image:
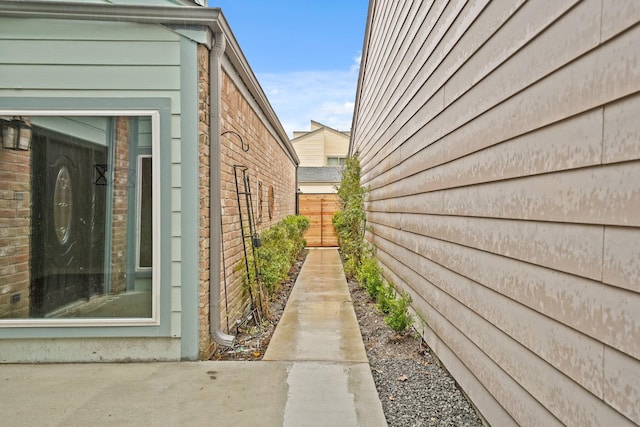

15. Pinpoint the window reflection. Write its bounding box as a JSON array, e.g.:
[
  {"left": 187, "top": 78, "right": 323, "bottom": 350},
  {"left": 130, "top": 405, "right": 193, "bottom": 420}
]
[
  {"left": 53, "top": 166, "right": 72, "bottom": 245},
  {"left": 138, "top": 156, "right": 152, "bottom": 270},
  {"left": 0, "top": 115, "right": 154, "bottom": 321}
]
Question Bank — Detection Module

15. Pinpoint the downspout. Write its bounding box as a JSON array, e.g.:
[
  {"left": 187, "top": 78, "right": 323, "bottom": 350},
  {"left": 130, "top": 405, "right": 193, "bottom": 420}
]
[{"left": 209, "top": 31, "right": 235, "bottom": 346}]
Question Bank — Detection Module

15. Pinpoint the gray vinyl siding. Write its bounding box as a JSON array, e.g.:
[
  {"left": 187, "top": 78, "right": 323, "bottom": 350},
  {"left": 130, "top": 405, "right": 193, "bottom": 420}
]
[
  {"left": 0, "top": 16, "right": 186, "bottom": 358},
  {"left": 351, "top": 1, "right": 640, "bottom": 426}
]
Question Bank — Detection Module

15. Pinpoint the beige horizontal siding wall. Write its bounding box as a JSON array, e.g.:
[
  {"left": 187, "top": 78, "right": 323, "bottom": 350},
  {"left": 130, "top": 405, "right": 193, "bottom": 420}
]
[
  {"left": 351, "top": 1, "right": 640, "bottom": 426},
  {"left": 292, "top": 132, "right": 325, "bottom": 166},
  {"left": 323, "top": 130, "right": 350, "bottom": 159}
]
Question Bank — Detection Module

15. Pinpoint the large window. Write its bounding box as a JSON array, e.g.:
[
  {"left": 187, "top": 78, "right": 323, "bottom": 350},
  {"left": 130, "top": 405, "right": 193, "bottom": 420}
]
[{"left": 0, "top": 111, "right": 160, "bottom": 326}]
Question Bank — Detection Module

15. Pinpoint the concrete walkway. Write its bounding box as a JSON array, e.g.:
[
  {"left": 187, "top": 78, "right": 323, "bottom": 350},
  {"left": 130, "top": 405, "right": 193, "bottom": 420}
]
[
  {"left": 0, "top": 249, "right": 386, "bottom": 427},
  {"left": 263, "top": 248, "right": 386, "bottom": 426}
]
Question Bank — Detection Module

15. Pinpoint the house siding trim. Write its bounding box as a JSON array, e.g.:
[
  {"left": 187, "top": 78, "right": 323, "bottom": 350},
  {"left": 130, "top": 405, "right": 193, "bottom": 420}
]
[{"left": 0, "top": 1, "right": 221, "bottom": 28}]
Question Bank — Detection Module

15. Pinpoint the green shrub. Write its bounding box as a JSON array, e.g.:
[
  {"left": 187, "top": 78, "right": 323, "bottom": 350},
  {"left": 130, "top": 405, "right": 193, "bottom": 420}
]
[
  {"left": 256, "top": 215, "right": 308, "bottom": 294},
  {"left": 356, "top": 255, "right": 384, "bottom": 299},
  {"left": 384, "top": 291, "right": 414, "bottom": 334},
  {"left": 234, "top": 215, "right": 309, "bottom": 315},
  {"left": 282, "top": 215, "right": 310, "bottom": 261},
  {"left": 333, "top": 153, "right": 368, "bottom": 276},
  {"left": 376, "top": 281, "right": 396, "bottom": 314},
  {"left": 334, "top": 153, "right": 415, "bottom": 336}
]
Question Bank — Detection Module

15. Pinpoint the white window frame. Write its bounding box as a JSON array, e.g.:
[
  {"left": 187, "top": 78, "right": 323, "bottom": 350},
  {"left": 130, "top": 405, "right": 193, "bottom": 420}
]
[{"left": 0, "top": 109, "right": 161, "bottom": 327}]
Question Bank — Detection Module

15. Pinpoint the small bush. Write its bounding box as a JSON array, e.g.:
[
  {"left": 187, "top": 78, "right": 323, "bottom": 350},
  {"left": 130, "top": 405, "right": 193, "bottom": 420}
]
[
  {"left": 384, "top": 291, "right": 414, "bottom": 334},
  {"left": 333, "top": 153, "right": 415, "bottom": 336},
  {"left": 376, "top": 281, "right": 396, "bottom": 314},
  {"left": 238, "top": 215, "right": 309, "bottom": 303},
  {"left": 356, "top": 255, "right": 384, "bottom": 299},
  {"left": 282, "top": 215, "right": 310, "bottom": 261},
  {"left": 256, "top": 215, "right": 309, "bottom": 295}
]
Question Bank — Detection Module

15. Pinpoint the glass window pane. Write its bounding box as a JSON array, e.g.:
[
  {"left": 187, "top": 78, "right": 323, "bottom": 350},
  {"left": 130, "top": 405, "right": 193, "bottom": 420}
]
[
  {"left": 53, "top": 166, "right": 73, "bottom": 245},
  {"left": 0, "top": 114, "right": 155, "bottom": 322},
  {"left": 327, "top": 157, "right": 346, "bottom": 166},
  {"left": 138, "top": 156, "right": 152, "bottom": 269}
]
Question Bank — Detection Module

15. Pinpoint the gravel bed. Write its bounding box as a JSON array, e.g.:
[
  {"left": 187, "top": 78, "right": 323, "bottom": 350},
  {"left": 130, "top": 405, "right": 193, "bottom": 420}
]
[
  {"left": 348, "top": 278, "right": 484, "bottom": 427},
  {"left": 371, "top": 358, "right": 483, "bottom": 427}
]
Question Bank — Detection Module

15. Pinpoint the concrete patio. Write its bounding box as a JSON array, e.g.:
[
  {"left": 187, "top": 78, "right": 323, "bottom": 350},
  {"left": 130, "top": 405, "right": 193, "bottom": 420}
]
[{"left": 0, "top": 249, "right": 386, "bottom": 426}]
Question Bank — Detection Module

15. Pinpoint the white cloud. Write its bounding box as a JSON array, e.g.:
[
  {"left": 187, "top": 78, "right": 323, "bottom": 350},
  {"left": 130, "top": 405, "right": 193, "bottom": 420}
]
[
  {"left": 258, "top": 53, "right": 361, "bottom": 137},
  {"left": 350, "top": 52, "right": 362, "bottom": 74}
]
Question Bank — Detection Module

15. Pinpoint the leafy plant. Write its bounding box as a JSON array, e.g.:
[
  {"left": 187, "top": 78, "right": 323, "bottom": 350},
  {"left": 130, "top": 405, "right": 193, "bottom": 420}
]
[
  {"left": 237, "top": 215, "right": 310, "bottom": 320},
  {"left": 256, "top": 215, "right": 310, "bottom": 294},
  {"left": 334, "top": 153, "right": 415, "bottom": 336},
  {"left": 333, "top": 152, "right": 368, "bottom": 276},
  {"left": 376, "top": 281, "right": 396, "bottom": 314},
  {"left": 384, "top": 291, "right": 414, "bottom": 334},
  {"left": 281, "top": 215, "right": 310, "bottom": 262},
  {"left": 356, "top": 255, "right": 384, "bottom": 299}
]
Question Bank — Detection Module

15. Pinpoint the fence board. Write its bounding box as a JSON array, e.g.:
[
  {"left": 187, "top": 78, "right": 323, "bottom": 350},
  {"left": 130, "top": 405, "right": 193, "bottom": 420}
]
[{"left": 299, "top": 194, "right": 339, "bottom": 247}]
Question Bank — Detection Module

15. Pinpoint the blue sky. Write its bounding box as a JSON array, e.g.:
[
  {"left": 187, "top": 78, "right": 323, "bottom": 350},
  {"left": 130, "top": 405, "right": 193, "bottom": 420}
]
[{"left": 212, "top": 1, "right": 369, "bottom": 136}]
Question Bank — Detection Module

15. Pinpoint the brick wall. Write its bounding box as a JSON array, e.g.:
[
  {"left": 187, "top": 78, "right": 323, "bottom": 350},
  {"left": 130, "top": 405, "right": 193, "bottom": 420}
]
[
  {"left": 198, "top": 43, "right": 297, "bottom": 358},
  {"left": 0, "top": 147, "right": 31, "bottom": 318},
  {"left": 110, "top": 117, "right": 130, "bottom": 295},
  {"left": 219, "top": 69, "right": 296, "bottom": 337},
  {"left": 198, "top": 44, "right": 214, "bottom": 358}
]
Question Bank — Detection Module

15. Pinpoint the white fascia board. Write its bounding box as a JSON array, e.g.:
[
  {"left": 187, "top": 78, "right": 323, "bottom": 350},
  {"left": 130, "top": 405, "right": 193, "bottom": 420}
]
[{"left": 349, "top": 0, "right": 376, "bottom": 156}]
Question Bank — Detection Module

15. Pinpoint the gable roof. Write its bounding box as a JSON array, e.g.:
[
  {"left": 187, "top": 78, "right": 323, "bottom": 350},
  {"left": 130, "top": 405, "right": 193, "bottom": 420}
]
[
  {"left": 291, "top": 126, "right": 324, "bottom": 142},
  {"left": 291, "top": 121, "right": 350, "bottom": 143},
  {"left": 310, "top": 120, "right": 349, "bottom": 135}
]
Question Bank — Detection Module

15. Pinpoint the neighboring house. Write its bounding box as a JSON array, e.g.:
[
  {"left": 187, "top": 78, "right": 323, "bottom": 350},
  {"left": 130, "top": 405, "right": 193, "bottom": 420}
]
[
  {"left": 0, "top": 0, "right": 298, "bottom": 362},
  {"left": 292, "top": 121, "right": 348, "bottom": 247},
  {"left": 292, "top": 120, "right": 349, "bottom": 193},
  {"left": 297, "top": 166, "right": 343, "bottom": 194},
  {"left": 351, "top": 1, "right": 640, "bottom": 426}
]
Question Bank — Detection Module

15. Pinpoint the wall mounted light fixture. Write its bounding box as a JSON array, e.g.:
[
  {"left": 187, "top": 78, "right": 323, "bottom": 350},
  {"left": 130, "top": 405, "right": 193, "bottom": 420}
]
[{"left": 1, "top": 116, "right": 32, "bottom": 151}]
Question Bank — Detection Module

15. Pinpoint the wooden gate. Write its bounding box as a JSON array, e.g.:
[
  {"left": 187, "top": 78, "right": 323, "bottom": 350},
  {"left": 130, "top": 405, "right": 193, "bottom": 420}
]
[{"left": 299, "top": 194, "right": 339, "bottom": 247}]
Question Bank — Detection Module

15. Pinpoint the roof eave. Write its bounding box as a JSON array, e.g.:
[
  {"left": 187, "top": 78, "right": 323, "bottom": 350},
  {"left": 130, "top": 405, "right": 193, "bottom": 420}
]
[
  {"left": 0, "top": 0, "right": 298, "bottom": 165},
  {"left": 213, "top": 10, "right": 299, "bottom": 164},
  {"left": 349, "top": 0, "right": 376, "bottom": 156},
  {"left": 0, "top": 1, "right": 222, "bottom": 28}
]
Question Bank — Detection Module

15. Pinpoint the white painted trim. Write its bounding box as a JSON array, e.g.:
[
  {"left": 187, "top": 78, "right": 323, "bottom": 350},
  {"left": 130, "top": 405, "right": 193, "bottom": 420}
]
[
  {"left": 0, "top": 109, "right": 162, "bottom": 327},
  {"left": 150, "top": 110, "right": 161, "bottom": 324}
]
